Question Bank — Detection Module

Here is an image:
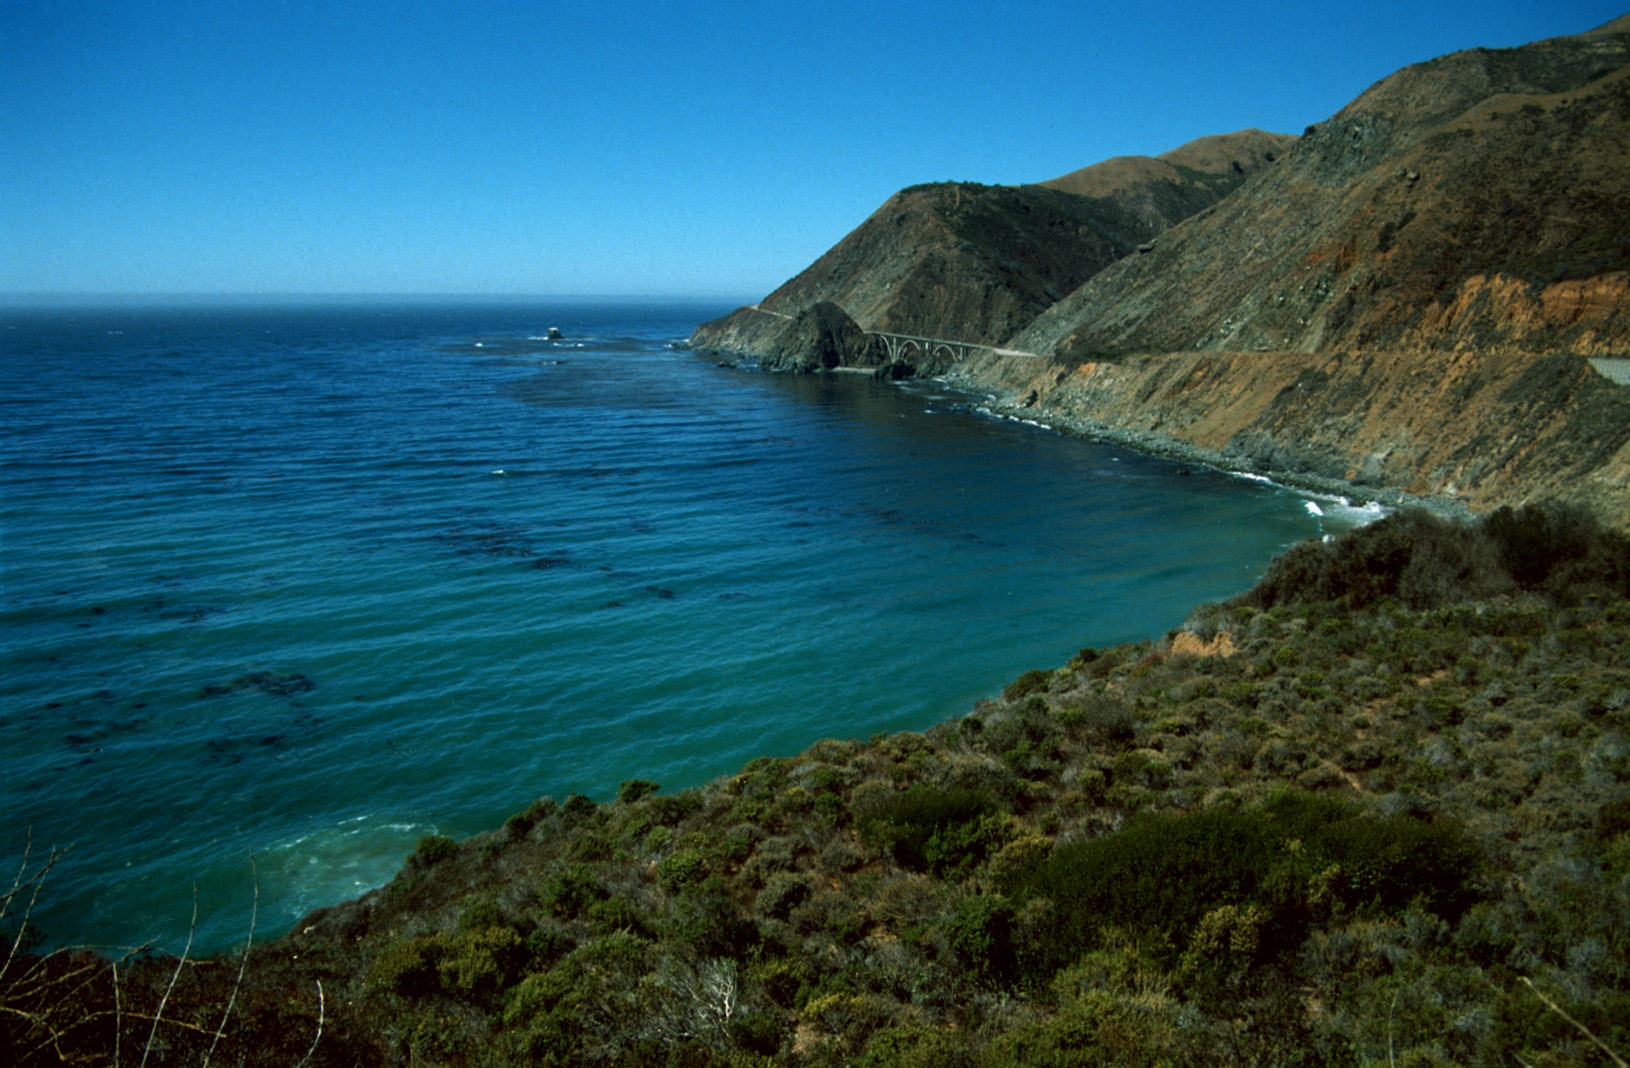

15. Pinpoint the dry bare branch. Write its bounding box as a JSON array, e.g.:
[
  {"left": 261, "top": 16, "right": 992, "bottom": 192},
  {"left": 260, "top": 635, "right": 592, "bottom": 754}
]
[
  {"left": 201, "top": 855, "right": 257, "bottom": 1068},
  {"left": 1520, "top": 976, "right": 1628, "bottom": 1068},
  {"left": 140, "top": 886, "right": 197, "bottom": 1068},
  {"left": 112, "top": 957, "right": 121, "bottom": 1068},
  {"left": 295, "top": 979, "right": 325, "bottom": 1068},
  {"left": 2, "top": 835, "right": 66, "bottom": 987}
]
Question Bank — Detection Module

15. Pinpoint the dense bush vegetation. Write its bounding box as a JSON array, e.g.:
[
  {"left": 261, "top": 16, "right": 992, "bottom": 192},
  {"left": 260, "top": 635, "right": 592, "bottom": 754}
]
[
  {"left": 5, "top": 505, "right": 1627, "bottom": 1065},
  {"left": 1241, "top": 503, "right": 1630, "bottom": 610},
  {"left": 1004, "top": 792, "right": 1483, "bottom": 980}
]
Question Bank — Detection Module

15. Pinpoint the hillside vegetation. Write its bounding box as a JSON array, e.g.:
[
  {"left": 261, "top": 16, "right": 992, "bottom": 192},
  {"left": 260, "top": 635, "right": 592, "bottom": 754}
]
[{"left": 7, "top": 504, "right": 1629, "bottom": 1066}]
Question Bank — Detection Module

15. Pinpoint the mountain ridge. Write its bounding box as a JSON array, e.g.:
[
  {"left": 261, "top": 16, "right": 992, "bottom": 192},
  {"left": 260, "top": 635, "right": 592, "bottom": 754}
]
[{"left": 689, "top": 128, "right": 1294, "bottom": 370}]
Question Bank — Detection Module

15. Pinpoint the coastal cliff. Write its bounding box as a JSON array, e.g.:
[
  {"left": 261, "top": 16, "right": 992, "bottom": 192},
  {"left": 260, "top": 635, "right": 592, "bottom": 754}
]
[
  {"left": 693, "top": 18, "right": 1630, "bottom": 527},
  {"left": 949, "top": 345, "right": 1630, "bottom": 526}
]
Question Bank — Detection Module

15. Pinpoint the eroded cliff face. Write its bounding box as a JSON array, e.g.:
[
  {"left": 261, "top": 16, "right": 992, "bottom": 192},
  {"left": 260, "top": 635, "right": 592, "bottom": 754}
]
[{"left": 953, "top": 347, "right": 1630, "bottom": 527}]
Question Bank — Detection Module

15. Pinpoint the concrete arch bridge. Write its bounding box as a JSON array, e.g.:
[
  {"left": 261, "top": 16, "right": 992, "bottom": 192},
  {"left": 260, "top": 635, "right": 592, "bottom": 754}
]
[{"left": 870, "top": 331, "right": 1040, "bottom": 363}]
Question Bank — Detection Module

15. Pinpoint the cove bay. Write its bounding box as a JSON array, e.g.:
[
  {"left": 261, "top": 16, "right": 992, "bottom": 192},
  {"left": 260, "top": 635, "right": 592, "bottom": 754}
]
[{"left": 1, "top": 299, "right": 1375, "bottom": 951}]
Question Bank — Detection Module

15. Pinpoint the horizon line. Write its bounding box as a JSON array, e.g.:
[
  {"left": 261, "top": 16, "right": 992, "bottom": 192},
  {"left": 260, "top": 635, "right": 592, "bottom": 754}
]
[{"left": 0, "top": 291, "right": 756, "bottom": 308}]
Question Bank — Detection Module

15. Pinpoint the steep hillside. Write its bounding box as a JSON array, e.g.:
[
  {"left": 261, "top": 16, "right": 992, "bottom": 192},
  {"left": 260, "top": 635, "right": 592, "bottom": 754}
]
[
  {"left": 950, "top": 345, "right": 1630, "bottom": 526},
  {"left": 1018, "top": 23, "right": 1630, "bottom": 361},
  {"left": 689, "top": 131, "right": 1295, "bottom": 364},
  {"left": 946, "top": 19, "right": 1630, "bottom": 527},
  {"left": 1038, "top": 129, "right": 1296, "bottom": 231}
]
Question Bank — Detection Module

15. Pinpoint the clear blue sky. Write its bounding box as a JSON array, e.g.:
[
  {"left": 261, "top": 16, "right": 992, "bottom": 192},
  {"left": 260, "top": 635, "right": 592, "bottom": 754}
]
[{"left": 3, "top": 0, "right": 1623, "bottom": 299}]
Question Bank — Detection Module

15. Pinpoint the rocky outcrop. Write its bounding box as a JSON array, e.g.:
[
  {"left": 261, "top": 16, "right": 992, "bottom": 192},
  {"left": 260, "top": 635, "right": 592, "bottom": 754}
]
[
  {"left": 757, "top": 302, "right": 874, "bottom": 373},
  {"left": 689, "top": 131, "right": 1296, "bottom": 364},
  {"left": 691, "top": 302, "right": 878, "bottom": 374}
]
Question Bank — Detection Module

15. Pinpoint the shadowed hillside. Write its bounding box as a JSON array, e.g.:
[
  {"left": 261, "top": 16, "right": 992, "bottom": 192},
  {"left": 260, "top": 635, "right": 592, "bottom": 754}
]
[{"left": 689, "top": 130, "right": 1294, "bottom": 368}]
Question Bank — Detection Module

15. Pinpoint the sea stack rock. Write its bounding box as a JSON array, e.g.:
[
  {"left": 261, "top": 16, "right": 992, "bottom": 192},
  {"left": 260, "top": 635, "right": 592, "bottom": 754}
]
[{"left": 547, "top": 327, "right": 564, "bottom": 340}]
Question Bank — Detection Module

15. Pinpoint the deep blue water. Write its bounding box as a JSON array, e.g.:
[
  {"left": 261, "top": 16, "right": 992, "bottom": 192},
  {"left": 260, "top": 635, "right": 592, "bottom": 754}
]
[{"left": 0, "top": 299, "right": 1375, "bottom": 952}]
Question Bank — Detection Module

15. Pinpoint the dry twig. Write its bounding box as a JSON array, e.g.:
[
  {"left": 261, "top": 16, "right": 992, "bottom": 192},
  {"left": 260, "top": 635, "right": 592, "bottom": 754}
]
[
  {"left": 140, "top": 886, "right": 197, "bottom": 1068},
  {"left": 1520, "top": 976, "right": 1628, "bottom": 1068},
  {"left": 295, "top": 979, "right": 325, "bottom": 1067},
  {"left": 201, "top": 855, "right": 258, "bottom": 1068}
]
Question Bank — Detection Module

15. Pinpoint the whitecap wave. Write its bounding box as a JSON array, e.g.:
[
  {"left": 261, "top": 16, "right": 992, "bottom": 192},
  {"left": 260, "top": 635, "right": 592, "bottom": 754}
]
[
  {"left": 257, "top": 815, "right": 431, "bottom": 919},
  {"left": 1296, "top": 491, "right": 1388, "bottom": 533}
]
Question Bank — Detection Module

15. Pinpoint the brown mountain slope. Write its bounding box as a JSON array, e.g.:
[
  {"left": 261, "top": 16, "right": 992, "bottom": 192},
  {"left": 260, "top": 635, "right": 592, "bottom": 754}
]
[
  {"left": 953, "top": 21, "right": 1630, "bottom": 525},
  {"left": 688, "top": 131, "right": 1294, "bottom": 364},
  {"left": 1017, "top": 26, "right": 1630, "bottom": 360},
  {"left": 1037, "top": 129, "right": 1296, "bottom": 231}
]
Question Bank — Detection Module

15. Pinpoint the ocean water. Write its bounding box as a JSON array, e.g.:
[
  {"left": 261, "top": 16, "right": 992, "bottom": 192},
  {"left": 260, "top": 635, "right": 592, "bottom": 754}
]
[{"left": 0, "top": 299, "right": 1377, "bottom": 952}]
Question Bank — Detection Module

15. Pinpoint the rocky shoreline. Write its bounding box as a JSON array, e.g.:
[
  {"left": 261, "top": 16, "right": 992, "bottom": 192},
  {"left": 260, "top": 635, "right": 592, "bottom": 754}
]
[{"left": 961, "top": 384, "right": 1483, "bottom": 522}]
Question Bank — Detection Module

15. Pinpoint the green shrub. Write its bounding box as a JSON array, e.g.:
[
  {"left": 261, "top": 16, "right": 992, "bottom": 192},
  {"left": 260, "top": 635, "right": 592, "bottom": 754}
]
[
  {"left": 756, "top": 872, "right": 813, "bottom": 920},
  {"left": 790, "top": 890, "right": 869, "bottom": 945},
  {"left": 560, "top": 793, "right": 596, "bottom": 819},
  {"left": 584, "top": 894, "right": 643, "bottom": 935},
  {"left": 857, "top": 785, "right": 1007, "bottom": 876},
  {"left": 1003, "top": 792, "right": 1481, "bottom": 975},
  {"left": 366, "top": 924, "right": 534, "bottom": 1004},
  {"left": 643, "top": 824, "right": 673, "bottom": 854},
  {"left": 413, "top": 834, "right": 458, "bottom": 866},
  {"left": 717, "top": 827, "right": 757, "bottom": 864},
  {"left": 947, "top": 893, "right": 1017, "bottom": 984},
  {"left": 617, "top": 778, "right": 658, "bottom": 803},
  {"left": 750, "top": 957, "right": 811, "bottom": 1009},
  {"left": 524, "top": 926, "right": 572, "bottom": 968},
  {"left": 656, "top": 847, "right": 708, "bottom": 893},
  {"left": 541, "top": 862, "right": 603, "bottom": 917},
  {"left": 647, "top": 791, "right": 704, "bottom": 825},
  {"left": 1239, "top": 510, "right": 1511, "bottom": 611},
  {"left": 859, "top": 1021, "right": 972, "bottom": 1068},
  {"left": 668, "top": 878, "right": 754, "bottom": 955},
  {"left": 1240, "top": 505, "right": 1630, "bottom": 615},
  {"left": 504, "top": 798, "right": 553, "bottom": 837},
  {"left": 1003, "top": 668, "right": 1052, "bottom": 701},
  {"left": 437, "top": 926, "right": 525, "bottom": 1000},
  {"left": 367, "top": 934, "right": 440, "bottom": 996},
  {"left": 458, "top": 897, "right": 503, "bottom": 931},
  {"left": 730, "top": 1013, "right": 784, "bottom": 1057},
  {"left": 1484, "top": 502, "right": 1630, "bottom": 595},
  {"left": 980, "top": 994, "right": 1122, "bottom": 1068}
]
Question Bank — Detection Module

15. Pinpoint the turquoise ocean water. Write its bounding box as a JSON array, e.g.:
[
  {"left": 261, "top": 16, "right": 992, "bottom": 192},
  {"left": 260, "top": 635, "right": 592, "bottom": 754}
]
[{"left": 1, "top": 299, "right": 1377, "bottom": 952}]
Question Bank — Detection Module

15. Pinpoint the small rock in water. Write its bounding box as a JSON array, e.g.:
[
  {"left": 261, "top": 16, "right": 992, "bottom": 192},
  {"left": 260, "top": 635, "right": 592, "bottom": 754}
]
[{"left": 548, "top": 327, "right": 564, "bottom": 340}]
